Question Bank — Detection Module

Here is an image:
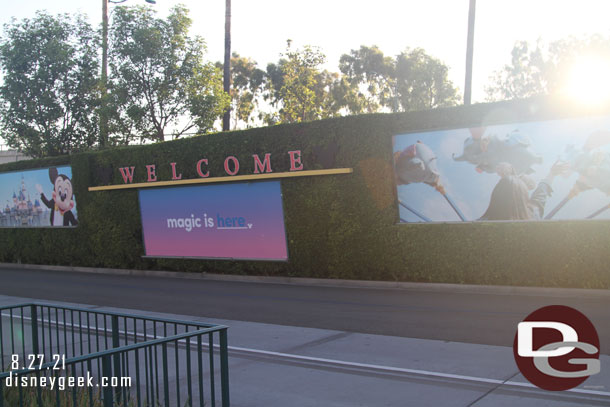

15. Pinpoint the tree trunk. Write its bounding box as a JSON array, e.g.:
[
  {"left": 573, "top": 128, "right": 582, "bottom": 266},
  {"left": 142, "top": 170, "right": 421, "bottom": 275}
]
[{"left": 222, "top": 0, "right": 231, "bottom": 131}]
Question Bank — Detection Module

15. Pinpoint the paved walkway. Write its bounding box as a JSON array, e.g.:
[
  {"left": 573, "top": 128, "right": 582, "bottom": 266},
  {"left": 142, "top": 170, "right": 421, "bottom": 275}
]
[{"left": 0, "top": 294, "right": 608, "bottom": 407}]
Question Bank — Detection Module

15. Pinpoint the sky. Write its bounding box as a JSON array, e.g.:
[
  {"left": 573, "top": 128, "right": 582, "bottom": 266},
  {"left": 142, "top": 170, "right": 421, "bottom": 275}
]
[{"left": 2, "top": 0, "right": 610, "bottom": 104}]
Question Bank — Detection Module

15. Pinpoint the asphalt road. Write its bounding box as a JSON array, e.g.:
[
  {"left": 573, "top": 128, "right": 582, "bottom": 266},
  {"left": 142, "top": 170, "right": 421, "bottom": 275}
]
[{"left": 0, "top": 267, "right": 608, "bottom": 353}]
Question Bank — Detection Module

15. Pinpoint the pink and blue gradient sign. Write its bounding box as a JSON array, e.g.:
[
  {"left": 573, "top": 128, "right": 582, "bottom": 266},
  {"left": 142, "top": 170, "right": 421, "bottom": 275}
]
[{"left": 139, "top": 181, "right": 288, "bottom": 260}]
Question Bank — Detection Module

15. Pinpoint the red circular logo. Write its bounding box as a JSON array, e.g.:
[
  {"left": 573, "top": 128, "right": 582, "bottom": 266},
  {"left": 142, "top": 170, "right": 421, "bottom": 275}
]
[{"left": 513, "top": 305, "right": 600, "bottom": 391}]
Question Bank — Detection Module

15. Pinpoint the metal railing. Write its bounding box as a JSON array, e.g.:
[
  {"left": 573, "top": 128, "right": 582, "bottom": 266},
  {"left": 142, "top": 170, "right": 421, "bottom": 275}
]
[{"left": 0, "top": 303, "right": 230, "bottom": 406}]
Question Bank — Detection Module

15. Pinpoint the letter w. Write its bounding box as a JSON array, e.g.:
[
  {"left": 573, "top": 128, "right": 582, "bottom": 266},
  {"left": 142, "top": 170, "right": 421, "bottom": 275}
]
[
  {"left": 253, "top": 154, "right": 272, "bottom": 174},
  {"left": 119, "top": 167, "right": 136, "bottom": 183}
]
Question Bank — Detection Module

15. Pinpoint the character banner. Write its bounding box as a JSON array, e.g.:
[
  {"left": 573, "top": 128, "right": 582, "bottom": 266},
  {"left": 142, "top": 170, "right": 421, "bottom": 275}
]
[
  {"left": 139, "top": 181, "right": 288, "bottom": 260},
  {"left": 393, "top": 115, "right": 610, "bottom": 223},
  {"left": 0, "top": 166, "right": 78, "bottom": 228}
]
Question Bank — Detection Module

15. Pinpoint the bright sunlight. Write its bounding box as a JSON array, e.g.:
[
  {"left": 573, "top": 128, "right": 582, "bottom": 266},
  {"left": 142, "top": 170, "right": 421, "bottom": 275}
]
[{"left": 563, "top": 54, "right": 610, "bottom": 106}]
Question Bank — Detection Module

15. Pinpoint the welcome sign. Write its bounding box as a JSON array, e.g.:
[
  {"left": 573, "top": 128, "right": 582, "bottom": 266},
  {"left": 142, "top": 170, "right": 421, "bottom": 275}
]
[{"left": 139, "top": 181, "right": 288, "bottom": 260}]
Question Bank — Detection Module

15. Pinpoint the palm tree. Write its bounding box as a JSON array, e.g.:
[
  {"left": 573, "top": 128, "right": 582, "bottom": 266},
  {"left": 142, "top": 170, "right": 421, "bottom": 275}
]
[{"left": 222, "top": 0, "right": 231, "bottom": 131}]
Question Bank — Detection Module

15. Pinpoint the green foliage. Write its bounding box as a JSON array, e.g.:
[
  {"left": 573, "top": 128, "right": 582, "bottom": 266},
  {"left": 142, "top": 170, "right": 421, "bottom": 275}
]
[
  {"left": 485, "top": 40, "right": 552, "bottom": 101},
  {"left": 216, "top": 53, "right": 266, "bottom": 129},
  {"left": 278, "top": 43, "right": 325, "bottom": 123},
  {"left": 1, "top": 379, "right": 146, "bottom": 407},
  {"left": 264, "top": 42, "right": 340, "bottom": 125},
  {"left": 216, "top": 44, "right": 458, "bottom": 129},
  {"left": 1, "top": 98, "right": 609, "bottom": 289},
  {"left": 339, "top": 45, "right": 459, "bottom": 113},
  {"left": 108, "top": 5, "right": 229, "bottom": 143},
  {"left": 485, "top": 35, "right": 610, "bottom": 101},
  {"left": 394, "top": 48, "right": 460, "bottom": 111},
  {"left": 2, "top": 382, "right": 102, "bottom": 406},
  {"left": 0, "top": 12, "right": 99, "bottom": 158},
  {"left": 339, "top": 45, "right": 395, "bottom": 113}
]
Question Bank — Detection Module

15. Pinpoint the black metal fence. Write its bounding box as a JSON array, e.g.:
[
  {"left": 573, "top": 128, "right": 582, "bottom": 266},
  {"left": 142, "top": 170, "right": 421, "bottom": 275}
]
[{"left": 0, "top": 303, "right": 230, "bottom": 406}]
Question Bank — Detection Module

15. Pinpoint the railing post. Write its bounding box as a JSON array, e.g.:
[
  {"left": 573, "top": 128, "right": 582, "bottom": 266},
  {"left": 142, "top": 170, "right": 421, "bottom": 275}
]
[
  {"left": 28, "top": 306, "right": 43, "bottom": 407},
  {"left": 30, "top": 305, "right": 44, "bottom": 407},
  {"left": 162, "top": 343, "right": 170, "bottom": 407},
  {"left": 219, "top": 329, "right": 230, "bottom": 407},
  {"left": 30, "top": 305, "right": 39, "bottom": 355},
  {"left": 111, "top": 315, "right": 121, "bottom": 401},
  {"left": 102, "top": 355, "right": 114, "bottom": 407}
]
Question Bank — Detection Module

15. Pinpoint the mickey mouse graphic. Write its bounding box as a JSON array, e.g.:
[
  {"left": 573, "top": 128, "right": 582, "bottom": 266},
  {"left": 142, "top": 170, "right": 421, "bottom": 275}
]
[{"left": 36, "top": 167, "right": 78, "bottom": 226}]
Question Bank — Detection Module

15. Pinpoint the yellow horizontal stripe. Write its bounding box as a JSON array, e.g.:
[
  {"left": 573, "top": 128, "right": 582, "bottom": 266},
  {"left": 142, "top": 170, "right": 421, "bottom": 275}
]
[{"left": 88, "top": 168, "right": 353, "bottom": 192}]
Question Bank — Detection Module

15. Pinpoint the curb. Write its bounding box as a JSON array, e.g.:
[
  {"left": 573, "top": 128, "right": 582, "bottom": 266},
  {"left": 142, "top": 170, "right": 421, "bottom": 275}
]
[{"left": 1, "top": 262, "right": 609, "bottom": 298}]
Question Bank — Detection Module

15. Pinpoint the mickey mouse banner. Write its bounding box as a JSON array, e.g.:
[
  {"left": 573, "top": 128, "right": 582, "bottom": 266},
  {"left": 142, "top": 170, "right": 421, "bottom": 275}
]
[{"left": 0, "top": 166, "right": 78, "bottom": 228}]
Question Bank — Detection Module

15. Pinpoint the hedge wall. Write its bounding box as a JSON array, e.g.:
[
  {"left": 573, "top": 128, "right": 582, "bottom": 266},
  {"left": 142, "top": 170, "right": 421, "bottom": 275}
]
[{"left": 1, "top": 97, "right": 609, "bottom": 289}]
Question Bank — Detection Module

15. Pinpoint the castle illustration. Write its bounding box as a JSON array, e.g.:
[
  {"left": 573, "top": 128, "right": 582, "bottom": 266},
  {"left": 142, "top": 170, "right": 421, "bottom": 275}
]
[{"left": 1, "top": 176, "right": 47, "bottom": 227}]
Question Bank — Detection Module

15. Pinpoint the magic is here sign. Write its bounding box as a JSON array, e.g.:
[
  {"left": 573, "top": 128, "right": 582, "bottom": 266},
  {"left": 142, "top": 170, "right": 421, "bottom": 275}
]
[{"left": 138, "top": 181, "right": 288, "bottom": 260}]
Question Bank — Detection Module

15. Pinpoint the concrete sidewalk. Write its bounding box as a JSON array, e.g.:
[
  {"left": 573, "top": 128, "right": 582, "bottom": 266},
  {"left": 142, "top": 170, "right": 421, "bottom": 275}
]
[{"left": 0, "top": 294, "right": 608, "bottom": 407}]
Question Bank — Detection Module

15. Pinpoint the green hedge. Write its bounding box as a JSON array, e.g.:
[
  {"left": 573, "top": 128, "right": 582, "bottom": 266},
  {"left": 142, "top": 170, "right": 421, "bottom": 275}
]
[{"left": 1, "top": 97, "right": 609, "bottom": 289}]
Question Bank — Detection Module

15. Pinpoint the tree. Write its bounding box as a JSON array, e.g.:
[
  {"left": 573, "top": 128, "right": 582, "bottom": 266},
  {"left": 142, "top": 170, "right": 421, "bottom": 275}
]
[
  {"left": 485, "top": 40, "right": 550, "bottom": 101},
  {"left": 108, "top": 5, "right": 229, "bottom": 143},
  {"left": 0, "top": 12, "right": 99, "bottom": 158},
  {"left": 264, "top": 42, "right": 340, "bottom": 124},
  {"left": 339, "top": 45, "right": 395, "bottom": 113},
  {"left": 216, "top": 53, "right": 266, "bottom": 129},
  {"left": 339, "top": 45, "right": 459, "bottom": 114},
  {"left": 393, "top": 48, "right": 459, "bottom": 111},
  {"left": 485, "top": 35, "right": 610, "bottom": 101}
]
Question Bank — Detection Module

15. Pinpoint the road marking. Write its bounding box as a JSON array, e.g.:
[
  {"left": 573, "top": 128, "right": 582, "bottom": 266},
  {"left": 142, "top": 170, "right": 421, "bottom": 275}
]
[{"left": 225, "top": 345, "right": 610, "bottom": 397}]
